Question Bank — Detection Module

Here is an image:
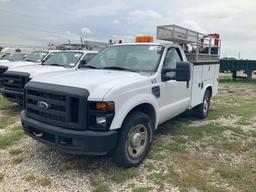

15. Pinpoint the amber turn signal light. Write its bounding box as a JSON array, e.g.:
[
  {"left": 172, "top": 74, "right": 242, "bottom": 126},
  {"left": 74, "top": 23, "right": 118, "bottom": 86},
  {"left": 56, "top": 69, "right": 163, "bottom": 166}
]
[{"left": 96, "top": 102, "right": 115, "bottom": 111}]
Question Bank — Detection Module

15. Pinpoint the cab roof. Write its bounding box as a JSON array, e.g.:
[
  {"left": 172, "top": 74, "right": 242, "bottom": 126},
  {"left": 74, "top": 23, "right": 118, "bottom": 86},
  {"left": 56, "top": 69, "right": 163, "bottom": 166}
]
[
  {"left": 51, "top": 50, "right": 98, "bottom": 54},
  {"left": 109, "top": 42, "right": 179, "bottom": 49}
]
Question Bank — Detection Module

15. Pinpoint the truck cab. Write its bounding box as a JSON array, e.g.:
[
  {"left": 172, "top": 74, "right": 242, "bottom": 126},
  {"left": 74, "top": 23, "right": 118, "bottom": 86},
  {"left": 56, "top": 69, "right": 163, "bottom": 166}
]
[
  {"left": 21, "top": 25, "right": 221, "bottom": 167},
  {"left": 3, "top": 50, "right": 98, "bottom": 104}
]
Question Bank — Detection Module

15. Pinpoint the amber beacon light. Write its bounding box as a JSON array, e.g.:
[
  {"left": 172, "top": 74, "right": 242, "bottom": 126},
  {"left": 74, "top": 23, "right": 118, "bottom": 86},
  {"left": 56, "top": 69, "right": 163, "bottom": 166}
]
[{"left": 135, "top": 35, "right": 154, "bottom": 43}]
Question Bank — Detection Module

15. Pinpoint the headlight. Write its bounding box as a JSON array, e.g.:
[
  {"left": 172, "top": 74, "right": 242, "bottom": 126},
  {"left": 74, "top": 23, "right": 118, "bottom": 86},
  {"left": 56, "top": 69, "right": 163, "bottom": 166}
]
[
  {"left": 96, "top": 116, "right": 107, "bottom": 126},
  {"left": 88, "top": 101, "right": 115, "bottom": 130}
]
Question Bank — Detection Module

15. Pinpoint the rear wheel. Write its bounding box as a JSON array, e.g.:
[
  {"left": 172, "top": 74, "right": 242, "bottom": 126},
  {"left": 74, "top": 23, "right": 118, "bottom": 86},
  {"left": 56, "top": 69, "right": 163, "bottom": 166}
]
[
  {"left": 113, "top": 111, "right": 153, "bottom": 167},
  {"left": 193, "top": 89, "right": 211, "bottom": 119}
]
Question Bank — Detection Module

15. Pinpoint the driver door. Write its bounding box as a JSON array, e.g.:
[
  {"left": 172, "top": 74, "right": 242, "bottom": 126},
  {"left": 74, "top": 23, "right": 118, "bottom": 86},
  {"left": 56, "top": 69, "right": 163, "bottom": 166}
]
[{"left": 158, "top": 47, "right": 191, "bottom": 123}]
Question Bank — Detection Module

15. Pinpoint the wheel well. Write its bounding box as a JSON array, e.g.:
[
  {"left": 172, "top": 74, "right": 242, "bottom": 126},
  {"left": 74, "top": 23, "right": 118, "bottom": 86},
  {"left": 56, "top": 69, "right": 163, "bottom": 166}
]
[
  {"left": 126, "top": 103, "right": 156, "bottom": 128},
  {"left": 206, "top": 86, "right": 212, "bottom": 97}
]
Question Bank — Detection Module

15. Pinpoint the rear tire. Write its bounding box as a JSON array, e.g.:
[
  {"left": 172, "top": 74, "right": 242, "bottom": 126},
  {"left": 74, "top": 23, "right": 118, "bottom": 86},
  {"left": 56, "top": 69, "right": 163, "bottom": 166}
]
[
  {"left": 113, "top": 111, "right": 154, "bottom": 167},
  {"left": 193, "top": 89, "right": 211, "bottom": 119}
]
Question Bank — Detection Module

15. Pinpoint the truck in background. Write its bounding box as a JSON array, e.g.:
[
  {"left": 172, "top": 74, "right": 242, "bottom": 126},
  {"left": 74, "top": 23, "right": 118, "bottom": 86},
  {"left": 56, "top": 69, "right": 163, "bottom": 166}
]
[
  {"left": 21, "top": 25, "right": 221, "bottom": 167},
  {"left": 0, "top": 50, "right": 51, "bottom": 88},
  {"left": 3, "top": 50, "right": 98, "bottom": 104},
  {"left": 0, "top": 48, "right": 35, "bottom": 63}
]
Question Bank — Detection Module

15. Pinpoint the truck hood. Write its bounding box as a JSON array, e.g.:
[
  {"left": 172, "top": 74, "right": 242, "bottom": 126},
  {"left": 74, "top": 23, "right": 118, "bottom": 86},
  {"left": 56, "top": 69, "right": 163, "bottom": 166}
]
[
  {"left": 0, "top": 61, "right": 38, "bottom": 68},
  {"left": 31, "top": 69, "right": 151, "bottom": 100},
  {"left": 0, "top": 60, "right": 10, "bottom": 64},
  {"left": 8, "top": 64, "right": 71, "bottom": 78}
]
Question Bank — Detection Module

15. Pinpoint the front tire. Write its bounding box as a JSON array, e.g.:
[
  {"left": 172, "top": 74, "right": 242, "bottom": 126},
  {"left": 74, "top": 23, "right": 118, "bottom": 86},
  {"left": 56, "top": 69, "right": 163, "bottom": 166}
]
[
  {"left": 113, "top": 111, "right": 154, "bottom": 167},
  {"left": 193, "top": 89, "right": 211, "bottom": 119}
]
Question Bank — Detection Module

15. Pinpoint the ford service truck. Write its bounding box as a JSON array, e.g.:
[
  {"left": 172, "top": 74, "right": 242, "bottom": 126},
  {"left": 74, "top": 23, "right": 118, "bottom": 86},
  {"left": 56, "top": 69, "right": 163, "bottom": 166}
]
[
  {"left": 3, "top": 50, "right": 98, "bottom": 104},
  {"left": 0, "top": 50, "right": 50, "bottom": 88},
  {"left": 21, "top": 25, "right": 221, "bottom": 167}
]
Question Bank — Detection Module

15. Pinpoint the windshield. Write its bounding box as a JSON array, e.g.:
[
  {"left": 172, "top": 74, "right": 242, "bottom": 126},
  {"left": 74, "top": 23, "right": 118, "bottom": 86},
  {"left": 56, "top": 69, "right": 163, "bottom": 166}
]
[
  {"left": 24, "top": 51, "right": 48, "bottom": 62},
  {"left": 43, "top": 52, "right": 83, "bottom": 66},
  {"left": 86, "top": 45, "right": 164, "bottom": 72},
  {"left": 8, "top": 54, "right": 25, "bottom": 61},
  {"left": 0, "top": 54, "right": 10, "bottom": 60}
]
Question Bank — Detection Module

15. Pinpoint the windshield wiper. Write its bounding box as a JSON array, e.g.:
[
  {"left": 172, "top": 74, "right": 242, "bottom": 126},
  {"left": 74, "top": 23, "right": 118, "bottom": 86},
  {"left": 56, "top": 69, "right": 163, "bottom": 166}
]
[
  {"left": 25, "top": 59, "right": 35, "bottom": 62},
  {"left": 102, "top": 66, "right": 136, "bottom": 72},
  {"left": 83, "top": 65, "right": 99, "bottom": 69},
  {"left": 43, "top": 63, "right": 63, "bottom": 66}
]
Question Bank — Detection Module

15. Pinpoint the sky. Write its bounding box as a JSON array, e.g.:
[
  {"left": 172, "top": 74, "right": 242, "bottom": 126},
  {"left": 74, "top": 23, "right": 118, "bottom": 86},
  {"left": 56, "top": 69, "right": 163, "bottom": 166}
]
[{"left": 0, "top": 0, "right": 255, "bottom": 59}]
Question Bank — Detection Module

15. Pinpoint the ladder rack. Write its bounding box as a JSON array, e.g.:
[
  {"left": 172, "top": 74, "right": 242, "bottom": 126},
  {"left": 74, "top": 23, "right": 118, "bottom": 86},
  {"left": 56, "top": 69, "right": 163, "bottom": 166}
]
[{"left": 157, "top": 25, "right": 221, "bottom": 62}]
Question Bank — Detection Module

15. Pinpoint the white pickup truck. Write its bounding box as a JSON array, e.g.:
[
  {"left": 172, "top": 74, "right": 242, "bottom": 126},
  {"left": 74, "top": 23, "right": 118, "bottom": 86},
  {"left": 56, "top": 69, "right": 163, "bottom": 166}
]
[
  {"left": 0, "top": 51, "right": 49, "bottom": 88},
  {"left": 3, "top": 50, "right": 97, "bottom": 104},
  {"left": 21, "top": 26, "right": 221, "bottom": 167}
]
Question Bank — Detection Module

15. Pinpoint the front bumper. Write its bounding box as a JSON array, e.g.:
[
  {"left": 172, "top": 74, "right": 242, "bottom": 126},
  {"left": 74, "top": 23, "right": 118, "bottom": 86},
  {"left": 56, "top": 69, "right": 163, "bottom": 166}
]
[
  {"left": 3, "top": 89, "right": 24, "bottom": 105},
  {"left": 21, "top": 110, "right": 118, "bottom": 155}
]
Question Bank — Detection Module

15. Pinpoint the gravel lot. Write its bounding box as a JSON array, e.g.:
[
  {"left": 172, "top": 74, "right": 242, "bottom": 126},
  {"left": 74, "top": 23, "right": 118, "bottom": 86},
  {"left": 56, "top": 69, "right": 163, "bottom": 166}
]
[{"left": 0, "top": 76, "right": 255, "bottom": 192}]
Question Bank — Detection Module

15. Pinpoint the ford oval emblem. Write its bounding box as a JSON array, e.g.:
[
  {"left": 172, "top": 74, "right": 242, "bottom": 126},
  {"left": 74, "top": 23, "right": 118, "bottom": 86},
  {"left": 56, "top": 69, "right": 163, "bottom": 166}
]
[
  {"left": 8, "top": 79, "right": 14, "bottom": 84},
  {"left": 36, "top": 101, "right": 49, "bottom": 110}
]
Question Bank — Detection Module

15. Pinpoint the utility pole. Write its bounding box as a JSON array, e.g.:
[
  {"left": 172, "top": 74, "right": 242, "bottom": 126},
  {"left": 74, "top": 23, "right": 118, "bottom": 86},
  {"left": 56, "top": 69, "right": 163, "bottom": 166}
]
[{"left": 80, "top": 35, "right": 83, "bottom": 49}]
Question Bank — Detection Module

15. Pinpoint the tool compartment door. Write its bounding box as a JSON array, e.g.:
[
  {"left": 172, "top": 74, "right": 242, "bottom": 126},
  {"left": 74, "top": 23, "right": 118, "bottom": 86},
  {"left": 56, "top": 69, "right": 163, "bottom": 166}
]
[{"left": 190, "top": 65, "right": 203, "bottom": 108}]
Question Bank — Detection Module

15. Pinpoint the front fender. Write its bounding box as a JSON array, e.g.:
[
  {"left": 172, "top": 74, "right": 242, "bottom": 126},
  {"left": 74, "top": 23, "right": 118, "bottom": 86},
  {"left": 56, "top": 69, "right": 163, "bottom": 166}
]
[{"left": 109, "top": 93, "right": 159, "bottom": 130}]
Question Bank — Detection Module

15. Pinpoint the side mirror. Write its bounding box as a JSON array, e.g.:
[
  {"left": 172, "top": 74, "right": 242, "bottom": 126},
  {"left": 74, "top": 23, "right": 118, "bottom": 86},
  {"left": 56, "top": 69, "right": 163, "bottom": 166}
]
[
  {"left": 161, "top": 62, "right": 191, "bottom": 82},
  {"left": 175, "top": 62, "right": 191, "bottom": 82},
  {"left": 79, "top": 60, "right": 87, "bottom": 67}
]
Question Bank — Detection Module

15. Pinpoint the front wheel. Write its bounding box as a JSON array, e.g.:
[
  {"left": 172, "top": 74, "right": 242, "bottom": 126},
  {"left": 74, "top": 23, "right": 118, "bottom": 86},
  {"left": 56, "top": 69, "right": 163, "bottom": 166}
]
[
  {"left": 193, "top": 89, "right": 211, "bottom": 119},
  {"left": 113, "top": 111, "right": 154, "bottom": 167}
]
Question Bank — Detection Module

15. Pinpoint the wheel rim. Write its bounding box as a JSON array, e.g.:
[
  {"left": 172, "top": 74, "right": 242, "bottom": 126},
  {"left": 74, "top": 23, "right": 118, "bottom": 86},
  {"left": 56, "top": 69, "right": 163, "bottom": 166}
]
[
  {"left": 127, "top": 123, "right": 148, "bottom": 159},
  {"left": 203, "top": 95, "right": 210, "bottom": 114}
]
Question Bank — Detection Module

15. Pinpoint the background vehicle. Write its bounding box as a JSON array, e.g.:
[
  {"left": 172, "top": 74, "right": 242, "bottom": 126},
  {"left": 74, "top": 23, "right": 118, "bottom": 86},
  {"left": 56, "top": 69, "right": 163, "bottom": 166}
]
[
  {"left": 21, "top": 25, "right": 221, "bottom": 167},
  {"left": 0, "top": 53, "right": 11, "bottom": 60},
  {"left": 0, "top": 50, "right": 50, "bottom": 88},
  {"left": 3, "top": 50, "right": 98, "bottom": 104},
  {"left": 0, "top": 48, "right": 35, "bottom": 63},
  {"left": 0, "top": 53, "right": 27, "bottom": 63}
]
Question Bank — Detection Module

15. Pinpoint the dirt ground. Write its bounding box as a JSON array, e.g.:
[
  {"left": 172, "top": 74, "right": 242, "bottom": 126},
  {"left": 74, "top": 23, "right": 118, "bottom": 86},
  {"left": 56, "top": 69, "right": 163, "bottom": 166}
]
[{"left": 0, "top": 76, "right": 255, "bottom": 192}]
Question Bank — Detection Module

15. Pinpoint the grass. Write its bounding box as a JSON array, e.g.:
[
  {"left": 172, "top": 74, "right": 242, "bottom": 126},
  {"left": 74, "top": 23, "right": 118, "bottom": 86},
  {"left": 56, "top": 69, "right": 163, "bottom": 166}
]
[
  {"left": 23, "top": 174, "right": 36, "bottom": 182},
  {"left": 0, "top": 97, "right": 20, "bottom": 130},
  {"left": 112, "top": 168, "right": 139, "bottom": 183},
  {"left": 209, "top": 96, "right": 256, "bottom": 120},
  {"left": 166, "top": 143, "right": 187, "bottom": 153},
  {"left": 159, "top": 123, "right": 226, "bottom": 141},
  {"left": 215, "top": 165, "right": 256, "bottom": 192},
  {"left": 0, "top": 97, "right": 13, "bottom": 109},
  {"left": 132, "top": 187, "right": 150, "bottom": 192},
  {"left": 11, "top": 157, "right": 23, "bottom": 164},
  {"left": 37, "top": 177, "right": 52, "bottom": 187},
  {"left": 23, "top": 174, "right": 52, "bottom": 187},
  {"left": 0, "top": 172, "right": 4, "bottom": 182},
  {"left": 90, "top": 179, "right": 112, "bottom": 192},
  {"left": 148, "top": 171, "right": 166, "bottom": 189},
  {"left": 92, "top": 181, "right": 112, "bottom": 192},
  {"left": 0, "top": 125, "right": 24, "bottom": 149},
  {"left": 219, "top": 75, "right": 256, "bottom": 86},
  {"left": 0, "top": 122, "right": 8, "bottom": 129},
  {"left": 149, "top": 123, "right": 227, "bottom": 161},
  {"left": 208, "top": 76, "right": 256, "bottom": 121},
  {"left": 147, "top": 164, "right": 178, "bottom": 189},
  {"left": 9, "top": 148, "right": 23, "bottom": 156}
]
